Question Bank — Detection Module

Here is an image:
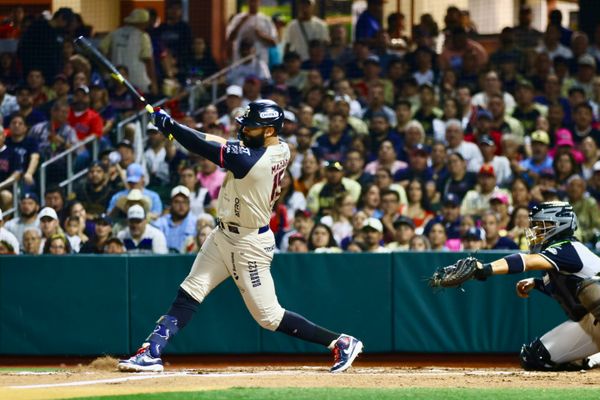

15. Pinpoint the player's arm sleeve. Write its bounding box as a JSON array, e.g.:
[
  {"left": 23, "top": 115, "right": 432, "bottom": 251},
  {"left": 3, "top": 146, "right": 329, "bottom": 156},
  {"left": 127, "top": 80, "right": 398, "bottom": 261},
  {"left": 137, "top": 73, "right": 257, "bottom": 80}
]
[
  {"left": 538, "top": 243, "right": 583, "bottom": 273},
  {"left": 161, "top": 119, "right": 226, "bottom": 166}
]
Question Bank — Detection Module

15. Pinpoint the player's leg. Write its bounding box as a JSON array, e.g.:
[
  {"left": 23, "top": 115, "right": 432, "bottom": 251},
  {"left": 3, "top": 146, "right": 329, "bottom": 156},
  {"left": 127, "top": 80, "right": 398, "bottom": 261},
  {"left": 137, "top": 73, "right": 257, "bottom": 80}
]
[
  {"left": 118, "top": 229, "right": 230, "bottom": 372},
  {"left": 222, "top": 232, "right": 363, "bottom": 373},
  {"left": 520, "top": 313, "right": 600, "bottom": 370}
]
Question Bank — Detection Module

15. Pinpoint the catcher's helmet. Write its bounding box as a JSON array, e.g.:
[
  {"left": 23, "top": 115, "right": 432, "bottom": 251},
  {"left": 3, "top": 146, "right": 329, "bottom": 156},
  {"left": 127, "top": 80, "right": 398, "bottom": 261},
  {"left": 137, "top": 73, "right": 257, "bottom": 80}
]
[
  {"left": 526, "top": 201, "right": 578, "bottom": 252},
  {"left": 235, "top": 99, "right": 284, "bottom": 134}
]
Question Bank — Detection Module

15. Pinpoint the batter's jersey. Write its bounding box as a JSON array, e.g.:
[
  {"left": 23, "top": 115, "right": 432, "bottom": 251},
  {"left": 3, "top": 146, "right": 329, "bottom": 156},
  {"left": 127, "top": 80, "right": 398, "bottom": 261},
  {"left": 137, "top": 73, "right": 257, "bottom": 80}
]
[
  {"left": 217, "top": 141, "right": 289, "bottom": 228},
  {"left": 538, "top": 240, "right": 600, "bottom": 321}
]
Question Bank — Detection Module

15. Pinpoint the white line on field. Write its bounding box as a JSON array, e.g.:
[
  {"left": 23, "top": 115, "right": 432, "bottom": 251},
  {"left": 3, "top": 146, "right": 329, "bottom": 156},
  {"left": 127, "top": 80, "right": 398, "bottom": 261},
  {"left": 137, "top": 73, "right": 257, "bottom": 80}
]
[{"left": 7, "top": 369, "right": 547, "bottom": 390}]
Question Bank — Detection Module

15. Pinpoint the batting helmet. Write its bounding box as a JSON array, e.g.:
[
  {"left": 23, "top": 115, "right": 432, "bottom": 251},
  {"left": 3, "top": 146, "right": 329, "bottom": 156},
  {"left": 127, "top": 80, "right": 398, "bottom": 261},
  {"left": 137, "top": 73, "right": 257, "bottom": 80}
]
[
  {"left": 526, "top": 201, "right": 578, "bottom": 252},
  {"left": 236, "top": 99, "right": 284, "bottom": 134}
]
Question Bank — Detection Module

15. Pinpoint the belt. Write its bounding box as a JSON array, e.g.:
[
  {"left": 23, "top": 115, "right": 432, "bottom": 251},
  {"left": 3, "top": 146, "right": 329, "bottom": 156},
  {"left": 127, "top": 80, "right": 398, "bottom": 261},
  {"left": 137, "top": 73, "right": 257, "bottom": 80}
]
[{"left": 218, "top": 220, "right": 269, "bottom": 234}]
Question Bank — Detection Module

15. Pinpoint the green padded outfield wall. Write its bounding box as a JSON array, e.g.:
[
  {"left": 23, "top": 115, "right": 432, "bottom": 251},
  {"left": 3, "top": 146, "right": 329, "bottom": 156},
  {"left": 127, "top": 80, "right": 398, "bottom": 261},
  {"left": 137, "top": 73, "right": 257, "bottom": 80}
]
[{"left": 0, "top": 252, "right": 568, "bottom": 355}]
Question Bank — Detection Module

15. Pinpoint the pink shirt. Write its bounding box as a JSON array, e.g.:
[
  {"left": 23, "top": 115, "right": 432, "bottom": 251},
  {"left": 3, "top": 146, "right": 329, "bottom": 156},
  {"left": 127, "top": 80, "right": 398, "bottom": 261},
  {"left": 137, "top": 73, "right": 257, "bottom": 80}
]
[{"left": 197, "top": 169, "right": 226, "bottom": 200}]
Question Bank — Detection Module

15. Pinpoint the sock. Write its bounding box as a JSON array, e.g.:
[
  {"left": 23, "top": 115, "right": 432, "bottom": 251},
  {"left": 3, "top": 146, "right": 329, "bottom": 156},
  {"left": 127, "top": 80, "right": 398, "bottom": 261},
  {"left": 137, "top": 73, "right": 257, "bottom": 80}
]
[
  {"left": 145, "top": 288, "right": 200, "bottom": 358},
  {"left": 276, "top": 310, "right": 340, "bottom": 347}
]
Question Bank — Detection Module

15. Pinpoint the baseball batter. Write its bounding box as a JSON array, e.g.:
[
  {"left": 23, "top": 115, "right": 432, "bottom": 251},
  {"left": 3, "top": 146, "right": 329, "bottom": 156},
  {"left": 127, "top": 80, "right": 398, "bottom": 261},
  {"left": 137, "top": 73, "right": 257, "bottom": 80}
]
[
  {"left": 118, "top": 100, "right": 363, "bottom": 373},
  {"left": 433, "top": 202, "right": 600, "bottom": 370}
]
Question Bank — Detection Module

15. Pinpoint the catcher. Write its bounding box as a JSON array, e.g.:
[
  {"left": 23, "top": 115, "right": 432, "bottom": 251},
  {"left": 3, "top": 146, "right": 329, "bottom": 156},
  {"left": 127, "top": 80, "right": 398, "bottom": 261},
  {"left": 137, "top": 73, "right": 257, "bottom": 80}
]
[{"left": 430, "top": 201, "right": 600, "bottom": 370}]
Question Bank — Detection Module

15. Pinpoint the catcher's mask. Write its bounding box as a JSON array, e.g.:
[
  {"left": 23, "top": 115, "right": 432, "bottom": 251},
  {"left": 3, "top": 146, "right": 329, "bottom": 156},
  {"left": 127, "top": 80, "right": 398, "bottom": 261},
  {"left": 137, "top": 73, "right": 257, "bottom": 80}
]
[{"left": 525, "top": 201, "right": 577, "bottom": 252}]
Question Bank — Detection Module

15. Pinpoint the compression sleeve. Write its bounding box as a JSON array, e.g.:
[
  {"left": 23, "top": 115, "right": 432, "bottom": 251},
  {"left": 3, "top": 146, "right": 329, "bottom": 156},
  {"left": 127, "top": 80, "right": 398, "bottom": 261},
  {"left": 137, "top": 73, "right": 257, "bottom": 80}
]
[{"left": 163, "top": 119, "right": 223, "bottom": 166}]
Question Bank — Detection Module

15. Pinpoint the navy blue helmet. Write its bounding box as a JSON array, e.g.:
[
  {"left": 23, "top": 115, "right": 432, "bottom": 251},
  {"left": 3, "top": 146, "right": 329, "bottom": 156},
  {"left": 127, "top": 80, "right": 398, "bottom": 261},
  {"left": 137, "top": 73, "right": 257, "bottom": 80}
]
[{"left": 236, "top": 99, "right": 284, "bottom": 134}]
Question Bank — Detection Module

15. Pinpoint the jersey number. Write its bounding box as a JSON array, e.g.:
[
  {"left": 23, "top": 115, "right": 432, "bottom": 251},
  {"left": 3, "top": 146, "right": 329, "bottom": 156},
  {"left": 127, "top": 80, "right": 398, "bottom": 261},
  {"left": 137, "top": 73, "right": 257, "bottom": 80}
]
[{"left": 270, "top": 168, "right": 285, "bottom": 208}]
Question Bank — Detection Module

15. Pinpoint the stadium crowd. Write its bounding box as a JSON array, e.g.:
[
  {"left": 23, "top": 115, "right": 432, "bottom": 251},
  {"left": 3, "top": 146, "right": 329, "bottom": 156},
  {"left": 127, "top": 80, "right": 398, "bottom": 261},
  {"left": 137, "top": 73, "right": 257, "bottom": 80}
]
[{"left": 1, "top": 0, "right": 600, "bottom": 256}]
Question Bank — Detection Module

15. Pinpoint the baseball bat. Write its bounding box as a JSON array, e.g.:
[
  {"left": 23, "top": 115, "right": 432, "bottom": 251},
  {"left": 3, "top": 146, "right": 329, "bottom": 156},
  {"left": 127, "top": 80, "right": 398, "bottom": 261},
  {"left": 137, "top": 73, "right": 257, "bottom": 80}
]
[{"left": 73, "top": 36, "right": 173, "bottom": 140}]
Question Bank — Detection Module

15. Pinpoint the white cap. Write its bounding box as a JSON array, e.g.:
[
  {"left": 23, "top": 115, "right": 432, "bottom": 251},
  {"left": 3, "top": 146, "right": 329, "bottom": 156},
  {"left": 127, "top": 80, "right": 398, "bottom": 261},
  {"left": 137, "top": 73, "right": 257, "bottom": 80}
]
[
  {"left": 283, "top": 110, "right": 297, "bottom": 123},
  {"left": 226, "top": 85, "right": 243, "bottom": 97},
  {"left": 127, "top": 204, "right": 146, "bottom": 220},
  {"left": 38, "top": 207, "right": 58, "bottom": 221},
  {"left": 171, "top": 185, "right": 191, "bottom": 199},
  {"left": 593, "top": 160, "right": 600, "bottom": 173},
  {"left": 362, "top": 217, "right": 383, "bottom": 233}
]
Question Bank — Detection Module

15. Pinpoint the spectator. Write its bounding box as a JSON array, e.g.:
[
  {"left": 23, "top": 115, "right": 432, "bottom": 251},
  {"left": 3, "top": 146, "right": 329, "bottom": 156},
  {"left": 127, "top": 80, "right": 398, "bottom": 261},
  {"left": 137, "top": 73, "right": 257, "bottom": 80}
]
[
  {"left": 445, "top": 119, "right": 483, "bottom": 173},
  {"left": 17, "top": 7, "right": 75, "bottom": 82},
  {"left": 394, "top": 99, "right": 413, "bottom": 136},
  {"left": 287, "top": 233, "right": 309, "bottom": 253},
  {"left": 156, "top": 0, "right": 192, "bottom": 70},
  {"left": 301, "top": 41, "right": 334, "bottom": 81},
  {"left": 107, "top": 163, "right": 163, "bottom": 219},
  {"left": 394, "top": 144, "right": 433, "bottom": 187},
  {"left": 536, "top": 24, "right": 573, "bottom": 61},
  {"left": 361, "top": 83, "right": 397, "bottom": 127},
  {"left": 481, "top": 210, "right": 518, "bottom": 250},
  {"left": 4, "top": 193, "right": 39, "bottom": 244},
  {"left": 103, "top": 237, "right": 125, "bottom": 254},
  {"left": 339, "top": 210, "right": 368, "bottom": 250},
  {"left": 0, "top": 208, "right": 19, "bottom": 254},
  {"left": 308, "top": 222, "right": 341, "bottom": 253},
  {"left": 320, "top": 192, "right": 355, "bottom": 246},
  {"left": 144, "top": 123, "right": 170, "bottom": 186},
  {"left": 507, "top": 205, "right": 531, "bottom": 251},
  {"left": 108, "top": 66, "right": 138, "bottom": 118},
  {"left": 89, "top": 83, "right": 116, "bottom": 137},
  {"left": 548, "top": 9, "right": 572, "bottom": 47},
  {"left": 0, "top": 125, "right": 22, "bottom": 212},
  {"left": 5, "top": 86, "right": 47, "bottom": 127},
  {"left": 489, "top": 192, "right": 511, "bottom": 229},
  {"left": 404, "top": 179, "right": 434, "bottom": 234},
  {"left": 42, "top": 233, "right": 71, "bottom": 255},
  {"left": 275, "top": 169, "right": 306, "bottom": 218},
  {"left": 307, "top": 160, "right": 360, "bottom": 216},
  {"left": 72, "top": 161, "right": 116, "bottom": 219},
  {"left": 427, "top": 222, "right": 448, "bottom": 251},
  {"left": 153, "top": 186, "right": 197, "bottom": 253},
  {"left": 429, "top": 141, "right": 449, "bottom": 186},
  {"left": 432, "top": 97, "right": 461, "bottom": 143},
  {"left": 461, "top": 165, "right": 508, "bottom": 217},
  {"left": 439, "top": 27, "right": 488, "bottom": 71},
  {"left": 355, "top": 0, "right": 384, "bottom": 44},
  {"left": 357, "top": 183, "right": 382, "bottom": 219},
  {"left": 566, "top": 175, "right": 600, "bottom": 245},
  {"left": 184, "top": 224, "right": 214, "bottom": 254},
  {"left": 409, "top": 234, "right": 431, "bottom": 251},
  {"left": 227, "top": 38, "right": 271, "bottom": 86},
  {"left": 10, "top": 111, "right": 41, "bottom": 177},
  {"left": 353, "top": 55, "right": 393, "bottom": 106},
  {"left": 117, "top": 204, "right": 167, "bottom": 254},
  {"left": 581, "top": 136, "right": 599, "bottom": 180},
  {"left": 197, "top": 157, "right": 226, "bottom": 201},
  {"left": 462, "top": 227, "right": 484, "bottom": 251},
  {"left": 26, "top": 69, "right": 55, "bottom": 108},
  {"left": 178, "top": 164, "right": 212, "bottom": 217},
  {"left": 79, "top": 213, "right": 113, "bottom": 254},
  {"left": 68, "top": 85, "right": 104, "bottom": 142},
  {"left": 328, "top": 24, "right": 353, "bottom": 64},
  {"left": 487, "top": 93, "right": 525, "bottom": 142},
  {"left": 386, "top": 216, "right": 415, "bottom": 251},
  {"left": 0, "top": 79, "right": 18, "bottom": 118},
  {"left": 282, "top": 0, "right": 329, "bottom": 61},
  {"left": 342, "top": 149, "right": 372, "bottom": 188},
  {"left": 38, "top": 206, "right": 61, "bottom": 252},
  {"left": 289, "top": 125, "right": 313, "bottom": 178},
  {"left": 571, "top": 103, "right": 600, "bottom": 147},
  {"left": 44, "top": 186, "right": 67, "bottom": 222},
  {"left": 440, "top": 152, "right": 476, "bottom": 199},
  {"left": 553, "top": 151, "right": 580, "bottom": 191},
  {"left": 226, "top": 0, "right": 277, "bottom": 65},
  {"left": 365, "top": 139, "right": 406, "bottom": 175},
  {"left": 313, "top": 112, "right": 352, "bottom": 162},
  {"left": 472, "top": 71, "right": 516, "bottom": 112},
  {"left": 510, "top": 177, "right": 533, "bottom": 210},
  {"left": 424, "top": 193, "right": 462, "bottom": 240},
  {"left": 22, "top": 227, "right": 41, "bottom": 255},
  {"left": 587, "top": 161, "right": 600, "bottom": 202},
  {"left": 188, "top": 37, "right": 219, "bottom": 80},
  {"left": 414, "top": 83, "right": 442, "bottom": 140},
  {"left": 478, "top": 135, "right": 512, "bottom": 187},
  {"left": 100, "top": 9, "right": 157, "bottom": 95},
  {"left": 279, "top": 209, "right": 314, "bottom": 252},
  {"left": 63, "top": 215, "right": 85, "bottom": 253},
  {"left": 294, "top": 151, "right": 322, "bottom": 196},
  {"left": 518, "top": 130, "right": 553, "bottom": 178},
  {"left": 361, "top": 217, "right": 389, "bottom": 253}
]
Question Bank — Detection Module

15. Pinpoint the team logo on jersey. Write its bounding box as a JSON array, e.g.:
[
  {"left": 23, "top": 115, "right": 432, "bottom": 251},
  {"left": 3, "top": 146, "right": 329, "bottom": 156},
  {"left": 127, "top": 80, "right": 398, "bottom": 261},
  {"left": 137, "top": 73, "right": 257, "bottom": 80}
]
[
  {"left": 259, "top": 110, "right": 280, "bottom": 119},
  {"left": 547, "top": 247, "right": 558, "bottom": 255},
  {"left": 243, "top": 106, "right": 250, "bottom": 117}
]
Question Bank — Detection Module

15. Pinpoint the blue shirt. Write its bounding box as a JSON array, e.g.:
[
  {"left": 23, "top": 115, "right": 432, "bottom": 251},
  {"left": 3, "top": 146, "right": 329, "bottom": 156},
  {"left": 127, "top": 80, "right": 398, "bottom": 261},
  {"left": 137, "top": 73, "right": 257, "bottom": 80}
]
[
  {"left": 152, "top": 212, "right": 197, "bottom": 253},
  {"left": 519, "top": 156, "right": 553, "bottom": 175},
  {"left": 107, "top": 188, "right": 163, "bottom": 215},
  {"left": 355, "top": 10, "right": 381, "bottom": 41}
]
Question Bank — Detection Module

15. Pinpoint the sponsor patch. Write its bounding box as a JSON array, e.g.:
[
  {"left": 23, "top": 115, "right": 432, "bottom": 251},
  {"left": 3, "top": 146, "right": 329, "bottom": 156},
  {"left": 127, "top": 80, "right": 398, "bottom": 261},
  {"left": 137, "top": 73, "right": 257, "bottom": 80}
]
[{"left": 259, "top": 110, "right": 279, "bottom": 119}]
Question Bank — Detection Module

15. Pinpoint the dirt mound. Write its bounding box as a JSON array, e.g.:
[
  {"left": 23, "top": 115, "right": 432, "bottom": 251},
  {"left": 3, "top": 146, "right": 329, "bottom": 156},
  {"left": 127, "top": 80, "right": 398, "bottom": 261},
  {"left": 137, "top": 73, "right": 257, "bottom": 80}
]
[{"left": 87, "top": 356, "right": 118, "bottom": 371}]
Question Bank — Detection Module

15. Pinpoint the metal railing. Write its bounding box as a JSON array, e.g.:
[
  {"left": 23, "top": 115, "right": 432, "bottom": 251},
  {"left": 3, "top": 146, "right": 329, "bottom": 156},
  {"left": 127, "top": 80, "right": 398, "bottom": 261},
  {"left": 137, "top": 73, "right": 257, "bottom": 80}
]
[
  {"left": 116, "top": 98, "right": 168, "bottom": 145},
  {"left": 39, "top": 135, "right": 99, "bottom": 204},
  {"left": 0, "top": 176, "right": 19, "bottom": 218},
  {"left": 187, "top": 53, "right": 256, "bottom": 109}
]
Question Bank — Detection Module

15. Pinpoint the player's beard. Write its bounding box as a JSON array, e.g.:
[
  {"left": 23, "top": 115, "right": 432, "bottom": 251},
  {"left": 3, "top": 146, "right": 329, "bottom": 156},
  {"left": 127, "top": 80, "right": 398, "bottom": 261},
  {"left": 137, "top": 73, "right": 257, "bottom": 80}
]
[{"left": 238, "top": 127, "right": 265, "bottom": 148}]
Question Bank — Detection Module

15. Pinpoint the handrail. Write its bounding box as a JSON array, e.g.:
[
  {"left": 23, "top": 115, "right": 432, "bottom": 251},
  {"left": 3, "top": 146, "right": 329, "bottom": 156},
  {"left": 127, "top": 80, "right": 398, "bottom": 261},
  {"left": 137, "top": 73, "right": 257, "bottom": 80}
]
[
  {"left": 187, "top": 53, "right": 256, "bottom": 108},
  {"left": 116, "top": 98, "right": 168, "bottom": 144},
  {"left": 39, "top": 135, "right": 99, "bottom": 205},
  {"left": 0, "top": 176, "right": 19, "bottom": 218}
]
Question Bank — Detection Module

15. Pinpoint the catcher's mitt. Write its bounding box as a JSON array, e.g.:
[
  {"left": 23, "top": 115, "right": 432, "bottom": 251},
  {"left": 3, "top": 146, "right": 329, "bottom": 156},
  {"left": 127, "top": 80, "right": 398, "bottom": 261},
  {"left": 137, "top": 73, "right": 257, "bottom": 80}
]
[{"left": 428, "top": 256, "right": 486, "bottom": 289}]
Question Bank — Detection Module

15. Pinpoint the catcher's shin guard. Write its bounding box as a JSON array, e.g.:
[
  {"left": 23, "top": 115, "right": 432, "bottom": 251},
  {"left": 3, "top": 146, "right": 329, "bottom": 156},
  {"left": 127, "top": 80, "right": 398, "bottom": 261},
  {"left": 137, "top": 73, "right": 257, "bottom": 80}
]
[
  {"left": 146, "top": 315, "right": 179, "bottom": 358},
  {"left": 577, "top": 276, "right": 600, "bottom": 324},
  {"left": 520, "top": 338, "right": 556, "bottom": 371}
]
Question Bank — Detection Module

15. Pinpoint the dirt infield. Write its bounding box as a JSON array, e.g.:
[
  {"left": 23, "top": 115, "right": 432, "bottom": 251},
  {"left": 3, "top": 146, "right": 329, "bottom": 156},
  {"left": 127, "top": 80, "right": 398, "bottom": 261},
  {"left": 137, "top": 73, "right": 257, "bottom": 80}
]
[{"left": 1, "top": 355, "right": 599, "bottom": 400}]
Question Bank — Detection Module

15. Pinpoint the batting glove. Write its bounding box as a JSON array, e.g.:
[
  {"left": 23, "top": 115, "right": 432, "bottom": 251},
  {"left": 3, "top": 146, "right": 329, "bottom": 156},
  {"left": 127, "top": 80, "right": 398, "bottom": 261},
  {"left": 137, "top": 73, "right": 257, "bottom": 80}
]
[{"left": 152, "top": 108, "right": 174, "bottom": 131}]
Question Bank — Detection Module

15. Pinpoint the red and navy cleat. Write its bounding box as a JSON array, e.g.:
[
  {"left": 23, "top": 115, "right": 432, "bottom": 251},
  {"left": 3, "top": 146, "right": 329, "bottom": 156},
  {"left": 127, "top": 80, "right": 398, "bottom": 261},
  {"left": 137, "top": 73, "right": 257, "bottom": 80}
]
[{"left": 330, "top": 334, "right": 363, "bottom": 373}]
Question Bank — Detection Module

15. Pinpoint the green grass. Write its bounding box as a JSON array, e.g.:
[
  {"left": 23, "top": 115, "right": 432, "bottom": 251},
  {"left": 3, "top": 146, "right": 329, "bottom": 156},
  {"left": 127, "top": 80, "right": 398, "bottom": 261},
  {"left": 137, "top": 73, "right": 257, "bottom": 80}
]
[{"left": 69, "top": 387, "right": 600, "bottom": 400}]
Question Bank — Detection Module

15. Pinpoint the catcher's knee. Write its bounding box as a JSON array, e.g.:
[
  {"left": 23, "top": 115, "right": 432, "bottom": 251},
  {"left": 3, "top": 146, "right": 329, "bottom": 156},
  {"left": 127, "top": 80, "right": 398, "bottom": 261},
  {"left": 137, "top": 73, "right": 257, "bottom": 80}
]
[
  {"left": 520, "top": 338, "right": 555, "bottom": 371},
  {"left": 251, "top": 304, "right": 285, "bottom": 331},
  {"left": 577, "top": 276, "right": 600, "bottom": 322}
]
